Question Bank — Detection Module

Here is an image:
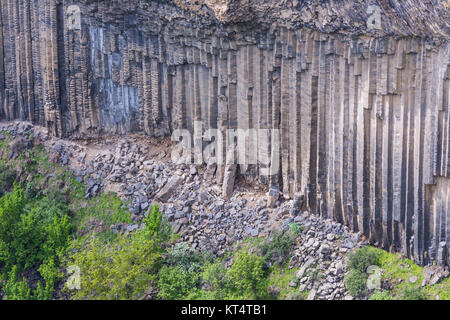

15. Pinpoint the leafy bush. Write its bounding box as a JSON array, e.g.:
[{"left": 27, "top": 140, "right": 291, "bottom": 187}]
[
  {"left": 226, "top": 249, "right": 267, "bottom": 299},
  {"left": 143, "top": 205, "right": 175, "bottom": 246},
  {"left": 159, "top": 247, "right": 269, "bottom": 300},
  {"left": 400, "top": 287, "right": 428, "bottom": 300},
  {"left": 0, "top": 187, "right": 71, "bottom": 274},
  {"left": 65, "top": 205, "right": 175, "bottom": 300},
  {"left": 0, "top": 185, "right": 71, "bottom": 299},
  {"left": 0, "top": 185, "right": 26, "bottom": 273},
  {"left": 0, "top": 163, "right": 15, "bottom": 196},
  {"left": 157, "top": 265, "right": 199, "bottom": 300},
  {"left": 348, "top": 246, "right": 380, "bottom": 273},
  {"left": 2, "top": 266, "right": 32, "bottom": 300},
  {"left": 200, "top": 261, "right": 228, "bottom": 298},
  {"left": 65, "top": 234, "right": 159, "bottom": 300},
  {"left": 259, "top": 229, "right": 296, "bottom": 266},
  {"left": 370, "top": 290, "right": 394, "bottom": 300},
  {"left": 34, "top": 259, "right": 61, "bottom": 300},
  {"left": 288, "top": 222, "right": 303, "bottom": 235},
  {"left": 24, "top": 180, "right": 40, "bottom": 201},
  {"left": 344, "top": 269, "right": 368, "bottom": 297},
  {"left": 165, "top": 242, "right": 211, "bottom": 272}
]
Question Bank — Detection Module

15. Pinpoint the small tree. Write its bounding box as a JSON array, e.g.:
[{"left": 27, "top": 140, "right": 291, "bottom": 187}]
[
  {"left": 344, "top": 269, "right": 368, "bottom": 297},
  {"left": 226, "top": 249, "right": 267, "bottom": 299},
  {"left": 348, "top": 246, "right": 380, "bottom": 273},
  {"left": 65, "top": 204, "right": 176, "bottom": 300}
]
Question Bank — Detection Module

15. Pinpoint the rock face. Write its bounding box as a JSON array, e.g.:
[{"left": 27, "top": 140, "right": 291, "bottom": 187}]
[{"left": 0, "top": 1, "right": 449, "bottom": 266}]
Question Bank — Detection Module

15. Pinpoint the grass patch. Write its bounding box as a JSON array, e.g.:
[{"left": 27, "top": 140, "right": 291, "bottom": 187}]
[
  {"left": 366, "top": 246, "right": 450, "bottom": 300},
  {"left": 369, "top": 290, "right": 394, "bottom": 300},
  {"left": 371, "top": 247, "right": 423, "bottom": 296},
  {"left": 426, "top": 277, "right": 450, "bottom": 300},
  {"left": 71, "top": 192, "right": 132, "bottom": 235},
  {"left": 266, "top": 265, "right": 307, "bottom": 300}
]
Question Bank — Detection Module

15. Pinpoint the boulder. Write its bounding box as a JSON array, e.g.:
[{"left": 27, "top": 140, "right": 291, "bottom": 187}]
[
  {"left": 156, "top": 174, "right": 181, "bottom": 202},
  {"left": 267, "top": 185, "right": 280, "bottom": 208},
  {"left": 222, "top": 164, "right": 237, "bottom": 200}
]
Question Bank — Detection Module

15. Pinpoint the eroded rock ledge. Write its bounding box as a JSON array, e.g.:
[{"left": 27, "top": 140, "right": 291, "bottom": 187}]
[{"left": 0, "top": 1, "right": 449, "bottom": 267}]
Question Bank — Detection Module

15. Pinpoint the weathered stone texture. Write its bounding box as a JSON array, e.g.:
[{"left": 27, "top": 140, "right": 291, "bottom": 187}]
[{"left": 0, "top": 0, "right": 449, "bottom": 266}]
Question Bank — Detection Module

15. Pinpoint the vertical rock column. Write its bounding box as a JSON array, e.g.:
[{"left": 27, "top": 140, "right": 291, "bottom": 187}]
[
  {"left": 1, "top": 0, "right": 18, "bottom": 121},
  {"left": 41, "top": 0, "right": 63, "bottom": 137},
  {"left": 0, "top": 4, "right": 4, "bottom": 120},
  {"left": 216, "top": 44, "right": 228, "bottom": 185}
]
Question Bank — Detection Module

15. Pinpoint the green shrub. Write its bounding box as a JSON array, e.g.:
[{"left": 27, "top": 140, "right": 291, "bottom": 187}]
[
  {"left": 0, "top": 185, "right": 27, "bottom": 273},
  {"left": 65, "top": 205, "right": 175, "bottom": 300},
  {"left": 288, "top": 222, "right": 303, "bottom": 236},
  {"left": 259, "top": 229, "right": 296, "bottom": 266},
  {"left": 157, "top": 265, "right": 199, "bottom": 300},
  {"left": 344, "top": 269, "right": 368, "bottom": 297},
  {"left": 34, "top": 259, "right": 61, "bottom": 300},
  {"left": 0, "top": 185, "right": 71, "bottom": 299},
  {"left": 24, "top": 180, "right": 40, "bottom": 200},
  {"left": 0, "top": 163, "right": 15, "bottom": 196},
  {"left": 158, "top": 248, "right": 269, "bottom": 300},
  {"left": 166, "top": 242, "right": 210, "bottom": 272},
  {"left": 400, "top": 287, "right": 428, "bottom": 300},
  {"left": 143, "top": 205, "right": 175, "bottom": 246},
  {"left": 200, "top": 261, "right": 228, "bottom": 299},
  {"left": 65, "top": 234, "right": 160, "bottom": 300},
  {"left": 370, "top": 290, "right": 394, "bottom": 300},
  {"left": 2, "top": 266, "right": 32, "bottom": 300},
  {"left": 348, "top": 246, "right": 380, "bottom": 273},
  {"left": 0, "top": 189, "right": 71, "bottom": 274},
  {"left": 226, "top": 249, "right": 267, "bottom": 299}
]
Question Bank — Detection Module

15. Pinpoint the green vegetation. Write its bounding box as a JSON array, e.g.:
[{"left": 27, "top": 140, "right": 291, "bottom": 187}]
[
  {"left": 154, "top": 226, "right": 305, "bottom": 300},
  {"left": 259, "top": 228, "right": 299, "bottom": 266},
  {"left": 165, "top": 242, "right": 211, "bottom": 272},
  {"left": 71, "top": 192, "right": 132, "bottom": 242},
  {"left": 0, "top": 134, "right": 140, "bottom": 300},
  {"left": 369, "top": 290, "right": 394, "bottom": 300},
  {"left": 425, "top": 277, "right": 450, "bottom": 300},
  {"left": 371, "top": 246, "right": 450, "bottom": 300},
  {"left": 0, "top": 163, "right": 15, "bottom": 197},
  {"left": 400, "top": 287, "right": 428, "bottom": 300},
  {"left": 64, "top": 205, "right": 175, "bottom": 300},
  {"left": 344, "top": 246, "right": 381, "bottom": 298},
  {"left": 266, "top": 265, "right": 308, "bottom": 300},
  {"left": 0, "top": 184, "right": 71, "bottom": 300},
  {"left": 345, "top": 269, "right": 369, "bottom": 297},
  {"left": 348, "top": 246, "right": 450, "bottom": 300},
  {"left": 158, "top": 266, "right": 201, "bottom": 300},
  {"left": 347, "top": 246, "right": 380, "bottom": 273},
  {"left": 3, "top": 266, "right": 32, "bottom": 300},
  {"left": 225, "top": 249, "right": 267, "bottom": 299}
]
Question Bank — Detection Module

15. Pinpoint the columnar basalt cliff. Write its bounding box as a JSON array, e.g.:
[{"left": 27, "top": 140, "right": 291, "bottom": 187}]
[{"left": 0, "top": 0, "right": 449, "bottom": 266}]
